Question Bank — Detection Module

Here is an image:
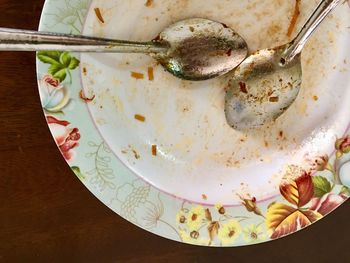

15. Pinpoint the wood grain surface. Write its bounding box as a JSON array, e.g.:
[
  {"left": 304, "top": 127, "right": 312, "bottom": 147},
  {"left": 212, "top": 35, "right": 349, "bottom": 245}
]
[{"left": 0, "top": 0, "right": 349, "bottom": 262}]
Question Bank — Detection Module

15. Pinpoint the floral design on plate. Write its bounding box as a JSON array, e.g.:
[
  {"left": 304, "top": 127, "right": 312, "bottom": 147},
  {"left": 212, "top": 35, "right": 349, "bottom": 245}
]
[{"left": 36, "top": 0, "right": 350, "bottom": 246}]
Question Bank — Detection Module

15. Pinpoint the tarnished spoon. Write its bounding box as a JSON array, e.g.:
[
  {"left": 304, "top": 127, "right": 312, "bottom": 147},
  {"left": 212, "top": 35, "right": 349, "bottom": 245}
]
[
  {"left": 225, "top": 0, "right": 342, "bottom": 129},
  {"left": 0, "top": 18, "right": 248, "bottom": 81}
]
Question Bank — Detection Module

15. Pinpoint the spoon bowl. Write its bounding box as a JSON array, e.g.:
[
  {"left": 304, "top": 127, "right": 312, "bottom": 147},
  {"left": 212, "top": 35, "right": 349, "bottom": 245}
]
[
  {"left": 225, "top": 46, "right": 302, "bottom": 130},
  {"left": 225, "top": 0, "right": 342, "bottom": 129},
  {"left": 154, "top": 18, "right": 248, "bottom": 81}
]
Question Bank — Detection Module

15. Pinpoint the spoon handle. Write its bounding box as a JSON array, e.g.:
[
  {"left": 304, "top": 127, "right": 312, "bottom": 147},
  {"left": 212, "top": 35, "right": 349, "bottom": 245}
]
[
  {"left": 282, "top": 0, "right": 342, "bottom": 64},
  {"left": 0, "top": 27, "right": 167, "bottom": 53}
]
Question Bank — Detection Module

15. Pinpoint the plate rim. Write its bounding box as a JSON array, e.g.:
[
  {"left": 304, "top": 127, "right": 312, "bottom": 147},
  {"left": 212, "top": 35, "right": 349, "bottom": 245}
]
[{"left": 36, "top": 0, "right": 350, "bottom": 247}]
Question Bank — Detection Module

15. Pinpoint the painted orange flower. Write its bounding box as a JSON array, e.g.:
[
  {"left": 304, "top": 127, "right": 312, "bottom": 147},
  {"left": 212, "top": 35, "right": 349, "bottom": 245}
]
[
  {"left": 266, "top": 165, "right": 322, "bottom": 239},
  {"left": 279, "top": 165, "right": 314, "bottom": 208}
]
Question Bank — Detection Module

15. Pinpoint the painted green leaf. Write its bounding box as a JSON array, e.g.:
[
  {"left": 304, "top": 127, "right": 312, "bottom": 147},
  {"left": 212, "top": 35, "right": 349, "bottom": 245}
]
[
  {"left": 37, "top": 51, "right": 62, "bottom": 64},
  {"left": 340, "top": 186, "right": 350, "bottom": 196},
  {"left": 68, "top": 57, "right": 80, "bottom": 70},
  {"left": 60, "top": 52, "right": 72, "bottom": 67},
  {"left": 37, "top": 51, "right": 80, "bottom": 81},
  {"left": 71, "top": 166, "right": 85, "bottom": 180},
  {"left": 48, "top": 64, "right": 67, "bottom": 82},
  {"left": 312, "top": 176, "right": 331, "bottom": 198}
]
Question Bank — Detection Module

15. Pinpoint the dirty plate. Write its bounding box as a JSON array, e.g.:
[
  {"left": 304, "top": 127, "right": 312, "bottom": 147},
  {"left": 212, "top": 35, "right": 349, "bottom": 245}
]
[{"left": 37, "top": 0, "right": 350, "bottom": 246}]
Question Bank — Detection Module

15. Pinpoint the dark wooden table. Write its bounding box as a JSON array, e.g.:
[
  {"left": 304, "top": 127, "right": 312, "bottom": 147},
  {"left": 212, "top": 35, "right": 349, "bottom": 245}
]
[{"left": 0, "top": 0, "right": 349, "bottom": 262}]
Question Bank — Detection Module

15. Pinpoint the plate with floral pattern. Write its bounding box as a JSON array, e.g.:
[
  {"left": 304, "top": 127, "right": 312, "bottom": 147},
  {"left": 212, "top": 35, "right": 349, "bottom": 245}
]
[{"left": 37, "top": 0, "right": 350, "bottom": 246}]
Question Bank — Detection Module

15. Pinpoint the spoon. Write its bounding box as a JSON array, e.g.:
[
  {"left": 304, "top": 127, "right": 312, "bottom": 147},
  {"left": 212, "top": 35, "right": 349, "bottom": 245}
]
[
  {"left": 224, "top": 0, "right": 342, "bottom": 130},
  {"left": 0, "top": 18, "right": 248, "bottom": 81}
]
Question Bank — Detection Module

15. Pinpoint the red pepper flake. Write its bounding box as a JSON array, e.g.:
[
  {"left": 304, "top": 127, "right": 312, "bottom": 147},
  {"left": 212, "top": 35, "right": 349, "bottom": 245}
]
[
  {"left": 226, "top": 48, "right": 232, "bottom": 56},
  {"left": 134, "top": 114, "right": 146, "bottom": 122},
  {"left": 79, "top": 90, "right": 95, "bottom": 102},
  {"left": 131, "top": 72, "right": 144, "bottom": 79},
  {"left": 145, "top": 0, "right": 153, "bottom": 7},
  {"left": 269, "top": 96, "right": 279, "bottom": 102},
  {"left": 239, "top": 82, "right": 248, "bottom": 94},
  {"left": 148, "top": 67, "right": 154, "bottom": 81},
  {"left": 287, "top": 0, "right": 301, "bottom": 37},
  {"left": 94, "top": 8, "right": 105, "bottom": 24},
  {"left": 152, "top": 145, "right": 157, "bottom": 156}
]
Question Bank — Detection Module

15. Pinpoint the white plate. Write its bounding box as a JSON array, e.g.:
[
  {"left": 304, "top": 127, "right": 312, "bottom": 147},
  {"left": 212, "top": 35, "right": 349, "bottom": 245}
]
[
  {"left": 37, "top": 0, "right": 350, "bottom": 246},
  {"left": 81, "top": 0, "right": 350, "bottom": 205}
]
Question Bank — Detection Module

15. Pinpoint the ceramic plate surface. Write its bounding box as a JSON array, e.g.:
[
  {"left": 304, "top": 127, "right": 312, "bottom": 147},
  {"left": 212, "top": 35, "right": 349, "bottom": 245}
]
[{"left": 37, "top": 0, "right": 350, "bottom": 246}]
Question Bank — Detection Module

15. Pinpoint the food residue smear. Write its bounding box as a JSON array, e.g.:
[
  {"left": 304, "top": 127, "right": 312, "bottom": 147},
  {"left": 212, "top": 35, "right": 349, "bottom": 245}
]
[
  {"left": 94, "top": 8, "right": 105, "bottom": 23},
  {"left": 133, "top": 150, "right": 140, "bottom": 159},
  {"left": 145, "top": 0, "right": 154, "bottom": 7},
  {"left": 287, "top": 0, "right": 301, "bottom": 37},
  {"left": 131, "top": 72, "right": 144, "bottom": 79},
  {"left": 134, "top": 114, "right": 146, "bottom": 122}
]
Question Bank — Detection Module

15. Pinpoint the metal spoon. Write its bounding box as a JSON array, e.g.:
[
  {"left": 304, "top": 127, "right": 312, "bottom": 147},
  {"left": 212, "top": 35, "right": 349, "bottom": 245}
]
[
  {"left": 224, "top": 0, "right": 342, "bottom": 129},
  {"left": 0, "top": 18, "right": 248, "bottom": 81}
]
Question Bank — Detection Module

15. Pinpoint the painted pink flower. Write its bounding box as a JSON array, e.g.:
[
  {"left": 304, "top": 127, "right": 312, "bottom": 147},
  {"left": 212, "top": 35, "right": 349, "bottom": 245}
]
[
  {"left": 310, "top": 193, "right": 346, "bottom": 216},
  {"left": 47, "top": 116, "right": 81, "bottom": 161},
  {"left": 335, "top": 136, "right": 350, "bottom": 158},
  {"left": 39, "top": 74, "right": 70, "bottom": 112},
  {"left": 43, "top": 74, "right": 60, "bottom": 87}
]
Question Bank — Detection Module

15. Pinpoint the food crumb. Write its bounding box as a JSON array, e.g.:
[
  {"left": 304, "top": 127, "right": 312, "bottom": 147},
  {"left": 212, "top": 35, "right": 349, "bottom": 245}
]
[
  {"left": 152, "top": 145, "right": 157, "bottom": 156},
  {"left": 131, "top": 72, "right": 144, "bottom": 79},
  {"left": 148, "top": 67, "right": 154, "bottom": 81},
  {"left": 201, "top": 194, "right": 207, "bottom": 200},
  {"left": 239, "top": 82, "right": 248, "bottom": 93},
  {"left": 94, "top": 8, "right": 105, "bottom": 23},
  {"left": 132, "top": 150, "right": 140, "bottom": 160},
  {"left": 279, "top": 131, "right": 284, "bottom": 138},
  {"left": 145, "top": 0, "right": 153, "bottom": 7},
  {"left": 134, "top": 114, "right": 146, "bottom": 122},
  {"left": 269, "top": 96, "right": 279, "bottom": 102},
  {"left": 79, "top": 90, "right": 95, "bottom": 102},
  {"left": 83, "top": 67, "right": 87, "bottom": 76},
  {"left": 313, "top": 95, "right": 319, "bottom": 101}
]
